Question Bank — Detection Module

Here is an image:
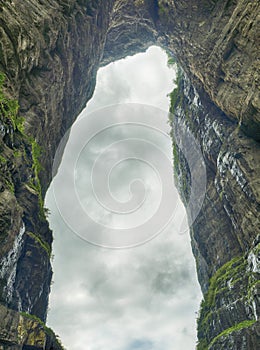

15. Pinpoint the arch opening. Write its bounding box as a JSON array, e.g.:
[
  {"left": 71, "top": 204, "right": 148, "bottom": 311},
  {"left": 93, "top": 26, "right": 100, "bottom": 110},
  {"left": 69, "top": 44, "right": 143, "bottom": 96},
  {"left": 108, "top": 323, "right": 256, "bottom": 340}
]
[{"left": 45, "top": 46, "right": 202, "bottom": 350}]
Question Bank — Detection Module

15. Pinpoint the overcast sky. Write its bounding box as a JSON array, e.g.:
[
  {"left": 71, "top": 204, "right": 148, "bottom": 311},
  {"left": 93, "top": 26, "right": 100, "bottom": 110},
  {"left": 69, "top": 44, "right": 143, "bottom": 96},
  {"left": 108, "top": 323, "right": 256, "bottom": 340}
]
[{"left": 46, "top": 46, "right": 202, "bottom": 350}]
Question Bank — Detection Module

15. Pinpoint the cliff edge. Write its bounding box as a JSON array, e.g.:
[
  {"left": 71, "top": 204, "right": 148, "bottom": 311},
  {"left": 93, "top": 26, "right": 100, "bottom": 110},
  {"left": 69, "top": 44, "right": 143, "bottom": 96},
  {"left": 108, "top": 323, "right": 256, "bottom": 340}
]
[{"left": 0, "top": 0, "right": 259, "bottom": 349}]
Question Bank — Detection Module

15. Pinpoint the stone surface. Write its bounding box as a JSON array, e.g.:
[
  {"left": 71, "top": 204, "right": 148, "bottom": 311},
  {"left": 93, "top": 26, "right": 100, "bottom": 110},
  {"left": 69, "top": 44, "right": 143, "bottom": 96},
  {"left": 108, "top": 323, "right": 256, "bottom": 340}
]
[
  {"left": 0, "top": 0, "right": 259, "bottom": 348},
  {"left": 0, "top": 304, "right": 64, "bottom": 349},
  {"left": 169, "top": 69, "right": 259, "bottom": 348}
]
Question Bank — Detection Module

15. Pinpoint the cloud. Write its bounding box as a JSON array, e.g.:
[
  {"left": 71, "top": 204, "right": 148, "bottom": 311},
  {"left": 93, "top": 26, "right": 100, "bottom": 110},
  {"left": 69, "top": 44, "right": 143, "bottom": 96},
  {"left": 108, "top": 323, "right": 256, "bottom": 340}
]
[
  {"left": 127, "top": 339, "right": 154, "bottom": 350},
  {"left": 46, "top": 46, "right": 202, "bottom": 350}
]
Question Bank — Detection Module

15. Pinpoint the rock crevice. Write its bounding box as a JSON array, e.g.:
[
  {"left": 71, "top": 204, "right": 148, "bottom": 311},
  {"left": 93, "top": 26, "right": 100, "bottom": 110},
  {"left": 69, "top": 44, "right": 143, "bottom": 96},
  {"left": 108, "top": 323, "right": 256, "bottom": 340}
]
[{"left": 0, "top": 0, "right": 259, "bottom": 348}]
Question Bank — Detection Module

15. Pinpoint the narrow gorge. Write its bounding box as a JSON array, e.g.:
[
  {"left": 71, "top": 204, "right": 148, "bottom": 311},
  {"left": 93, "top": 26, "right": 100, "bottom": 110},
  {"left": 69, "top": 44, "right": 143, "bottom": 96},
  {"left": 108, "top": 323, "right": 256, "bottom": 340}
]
[{"left": 0, "top": 0, "right": 259, "bottom": 349}]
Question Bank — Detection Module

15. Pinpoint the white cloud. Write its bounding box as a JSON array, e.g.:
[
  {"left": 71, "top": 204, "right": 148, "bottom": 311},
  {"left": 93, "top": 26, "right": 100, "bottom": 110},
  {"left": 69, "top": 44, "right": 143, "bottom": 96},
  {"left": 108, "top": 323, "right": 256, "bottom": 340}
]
[{"left": 46, "top": 46, "right": 202, "bottom": 350}]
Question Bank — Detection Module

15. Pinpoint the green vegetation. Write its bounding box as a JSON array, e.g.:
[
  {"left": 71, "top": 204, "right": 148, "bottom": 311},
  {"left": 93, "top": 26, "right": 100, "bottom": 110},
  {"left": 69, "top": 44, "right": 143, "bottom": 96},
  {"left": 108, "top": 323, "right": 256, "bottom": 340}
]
[
  {"left": 20, "top": 312, "right": 65, "bottom": 349},
  {"left": 252, "top": 242, "right": 260, "bottom": 255},
  {"left": 13, "top": 149, "right": 21, "bottom": 158},
  {"left": 27, "top": 232, "right": 51, "bottom": 257},
  {"left": 172, "top": 142, "right": 179, "bottom": 182},
  {"left": 197, "top": 318, "right": 256, "bottom": 349},
  {"left": 197, "top": 256, "right": 245, "bottom": 337},
  {"left": 0, "top": 154, "right": 7, "bottom": 164},
  {"left": 30, "top": 140, "right": 45, "bottom": 219},
  {"left": 168, "top": 67, "right": 189, "bottom": 198},
  {"left": 208, "top": 257, "right": 244, "bottom": 308},
  {"left": 0, "top": 72, "right": 22, "bottom": 196},
  {"left": 209, "top": 320, "right": 256, "bottom": 348},
  {"left": 27, "top": 138, "right": 45, "bottom": 219},
  {"left": 196, "top": 338, "right": 208, "bottom": 350},
  {"left": 197, "top": 253, "right": 258, "bottom": 349},
  {"left": 166, "top": 51, "right": 177, "bottom": 68},
  {"left": 0, "top": 73, "right": 25, "bottom": 134},
  {"left": 219, "top": 189, "right": 224, "bottom": 201},
  {"left": 167, "top": 56, "right": 176, "bottom": 67},
  {"left": 169, "top": 66, "right": 182, "bottom": 117},
  {"left": 31, "top": 139, "right": 42, "bottom": 175},
  {"left": 0, "top": 72, "right": 46, "bottom": 220},
  {"left": 20, "top": 311, "right": 46, "bottom": 324},
  {"left": 5, "top": 178, "right": 15, "bottom": 193},
  {"left": 158, "top": 0, "right": 169, "bottom": 17}
]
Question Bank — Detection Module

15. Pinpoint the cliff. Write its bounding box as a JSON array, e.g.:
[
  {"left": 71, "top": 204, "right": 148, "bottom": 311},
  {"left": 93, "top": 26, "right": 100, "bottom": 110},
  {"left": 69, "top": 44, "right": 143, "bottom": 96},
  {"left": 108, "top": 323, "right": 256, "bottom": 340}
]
[{"left": 0, "top": 0, "right": 259, "bottom": 349}]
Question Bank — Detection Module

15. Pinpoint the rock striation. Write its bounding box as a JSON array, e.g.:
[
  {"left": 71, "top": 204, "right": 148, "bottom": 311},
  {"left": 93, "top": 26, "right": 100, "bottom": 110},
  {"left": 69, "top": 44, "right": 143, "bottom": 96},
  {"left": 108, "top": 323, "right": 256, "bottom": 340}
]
[
  {"left": 0, "top": 303, "right": 64, "bottom": 349},
  {"left": 169, "top": 69, "right": 259, "bottom": 349},
  {"left": 0, "top": 0, "right": 259, "bottom": 348}
]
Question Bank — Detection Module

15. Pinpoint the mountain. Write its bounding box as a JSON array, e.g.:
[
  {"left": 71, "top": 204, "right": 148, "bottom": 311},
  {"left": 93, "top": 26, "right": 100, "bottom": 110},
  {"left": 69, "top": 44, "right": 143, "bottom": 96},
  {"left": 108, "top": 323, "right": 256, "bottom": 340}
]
[{"left": 0, "top": 0, "right": 259, "bottom": 348}]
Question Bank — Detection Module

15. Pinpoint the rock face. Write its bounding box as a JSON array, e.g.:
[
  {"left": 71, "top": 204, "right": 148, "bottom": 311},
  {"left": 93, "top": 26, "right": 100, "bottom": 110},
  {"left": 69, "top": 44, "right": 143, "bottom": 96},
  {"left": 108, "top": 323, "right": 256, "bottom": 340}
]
[
  {"left": 0, "top": 0, "right": 259, "bottom": 349},
  {"left": 169, "top": 69, "right": 260, "bottom": 348},
  {"left": 0, "top": 304, "right": 64, "bottom": 349}
]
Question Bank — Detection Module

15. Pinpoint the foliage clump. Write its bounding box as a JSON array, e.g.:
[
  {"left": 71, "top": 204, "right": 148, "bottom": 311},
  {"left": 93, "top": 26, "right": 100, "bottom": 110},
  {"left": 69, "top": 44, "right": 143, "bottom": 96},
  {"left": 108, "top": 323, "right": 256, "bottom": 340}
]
[
  {"left": 208, "top": 320, "right": 256, "bottom": 349},
  {"left": 27, "top": 232, "right": 51, "bottom": 257},
  {"left": 27, "top": 138, "right": 45, "bottom": 218},
  {"left": 20, "top": 312, "right": 66, "bottom": 349},
  {"left": 167, "top": 66, "right": 190, "bottom": 199},
  {"left": 196, "top": 254, "right": 258, "bottom": 349},
  {"left": 0, "top": 72, "right": 47, "bottom": 219},
  {"left": 0, "top": 73, "right": 25, "bottom": 134}
]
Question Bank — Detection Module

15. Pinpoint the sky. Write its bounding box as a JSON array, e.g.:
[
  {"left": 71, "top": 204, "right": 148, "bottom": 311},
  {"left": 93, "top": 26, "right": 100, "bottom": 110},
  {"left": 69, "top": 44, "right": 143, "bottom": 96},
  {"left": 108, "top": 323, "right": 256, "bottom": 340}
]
[{"left": 46, "top": 46, "right": 202, "bottom": 350}]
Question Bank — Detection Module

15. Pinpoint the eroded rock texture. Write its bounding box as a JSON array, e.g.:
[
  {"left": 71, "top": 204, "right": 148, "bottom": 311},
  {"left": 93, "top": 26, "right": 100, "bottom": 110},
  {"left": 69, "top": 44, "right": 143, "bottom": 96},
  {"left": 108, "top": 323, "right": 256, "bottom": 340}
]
[
  {"left": 0, "top": 303, "right": 64, "bottom": 349},
  {"left": 169, "top": 70, "right": 259, "bottom": 348},
  {"left": 0, "top": 0, "right": 259, "bottom": 349}
]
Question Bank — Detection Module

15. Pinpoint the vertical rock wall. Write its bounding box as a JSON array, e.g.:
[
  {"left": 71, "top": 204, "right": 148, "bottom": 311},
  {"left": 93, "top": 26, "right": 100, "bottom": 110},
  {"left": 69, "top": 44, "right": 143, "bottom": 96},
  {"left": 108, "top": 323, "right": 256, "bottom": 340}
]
[
  {"left": 0, "top": 0, "right": 259, "bottom": 348},
  {"left": 169, "top": 70, "right": 259, "bottom": 348},
  {"left": 0, "top": 0, "right": 115, "bottom": 347}
]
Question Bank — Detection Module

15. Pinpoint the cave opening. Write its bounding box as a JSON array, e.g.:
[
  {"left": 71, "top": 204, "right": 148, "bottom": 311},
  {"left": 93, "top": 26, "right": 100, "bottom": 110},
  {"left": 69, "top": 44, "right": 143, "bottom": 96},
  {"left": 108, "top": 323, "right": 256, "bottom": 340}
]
[{"left": 45, "top": 46, "right": 202, "bottom": 350}]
